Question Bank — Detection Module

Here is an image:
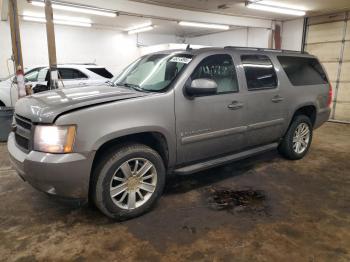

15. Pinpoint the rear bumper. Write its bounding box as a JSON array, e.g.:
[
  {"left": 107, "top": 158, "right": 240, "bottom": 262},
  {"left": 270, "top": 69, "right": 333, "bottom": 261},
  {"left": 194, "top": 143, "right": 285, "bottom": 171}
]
[
  {"left": 314, "top": 107, "right": 331, "bottom": 129},
  {"left": 7, "top": 132, "right": 94, "bottom": 199}
]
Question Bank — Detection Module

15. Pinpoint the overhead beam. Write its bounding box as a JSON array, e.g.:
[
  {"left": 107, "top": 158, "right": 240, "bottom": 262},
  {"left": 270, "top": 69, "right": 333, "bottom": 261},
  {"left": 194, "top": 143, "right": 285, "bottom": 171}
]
[
  {"left": 1, "top": 0, "right": 9, "bottom": 21},
  {"left": 65, "top": 0, "right": 273, "bottom": 29},
  {"left": 44, "top": 0, "right": 59, "bottom": 89}
]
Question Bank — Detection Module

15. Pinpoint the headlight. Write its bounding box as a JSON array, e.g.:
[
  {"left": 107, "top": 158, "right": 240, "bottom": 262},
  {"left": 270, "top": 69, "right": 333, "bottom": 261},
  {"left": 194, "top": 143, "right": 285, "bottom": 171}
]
[{"left": 34, "top": 125, "right": 76, "bottom": 153}]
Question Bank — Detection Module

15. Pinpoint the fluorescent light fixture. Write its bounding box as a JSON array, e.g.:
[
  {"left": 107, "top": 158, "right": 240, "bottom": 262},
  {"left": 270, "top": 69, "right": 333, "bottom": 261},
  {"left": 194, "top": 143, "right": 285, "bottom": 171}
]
[
  {"left": 30, "top": 0, "right": 117, "bottom": 17},
  {"left": 23, "top": 11, "right": 92, "bottom": 23},
  {"left": 23, "top": 16, "right": 46, "bottom": 23},
  {"left": 23, "top": 14, "right": 91, "bottom": 27},
  {"left": 246, "top": 1, "right": 306, "bottom": 16},
  {"left": 128, "top": 25, "right": 154, "bottom": 34},
  {"left": 125, "top": 22, "right": 153, "bottom": 31},
  {"left": 178, "top": 21, "right": 229, "bottom": 30}
]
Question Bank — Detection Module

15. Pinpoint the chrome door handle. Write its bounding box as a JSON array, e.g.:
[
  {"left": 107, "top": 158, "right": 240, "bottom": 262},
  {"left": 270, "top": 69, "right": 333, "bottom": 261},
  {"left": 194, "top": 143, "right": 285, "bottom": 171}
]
[
  {"left": 271, "top": 95, "right": 284, "bottom": 103},
  {"left": 228, "top": 101, "right": 244, "bottom": 110}
]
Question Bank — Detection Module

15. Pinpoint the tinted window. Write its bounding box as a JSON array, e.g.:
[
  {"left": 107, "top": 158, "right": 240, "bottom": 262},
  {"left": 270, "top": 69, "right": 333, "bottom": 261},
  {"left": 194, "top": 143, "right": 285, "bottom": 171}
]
[
  {"left": 191, "top": 54, "right": 239, "bottom": 94},
  {"left": 58, "top": 68, "right": 88, "bottom": 80},
  {"left": 241, "top": 55, "right": 277, "bottom": 90},
  {"left": 278, "top": 56, "right": 328, "bottom": 86},
  {"left": 87, "top": 68, "right": 113, "bottom": 79}
]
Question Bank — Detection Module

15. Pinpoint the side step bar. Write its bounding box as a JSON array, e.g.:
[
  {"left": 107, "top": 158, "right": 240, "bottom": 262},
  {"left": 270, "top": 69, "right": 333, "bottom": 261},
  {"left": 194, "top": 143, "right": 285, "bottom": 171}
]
[{"left": 173, "top": 143, "right": 278, "bottom": 175}]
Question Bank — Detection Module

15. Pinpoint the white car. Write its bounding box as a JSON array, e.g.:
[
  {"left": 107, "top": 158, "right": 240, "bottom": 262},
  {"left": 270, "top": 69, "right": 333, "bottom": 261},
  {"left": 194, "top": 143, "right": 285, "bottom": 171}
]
[{"left": 0, "top": 64, "right": 113, "bottom": 107}]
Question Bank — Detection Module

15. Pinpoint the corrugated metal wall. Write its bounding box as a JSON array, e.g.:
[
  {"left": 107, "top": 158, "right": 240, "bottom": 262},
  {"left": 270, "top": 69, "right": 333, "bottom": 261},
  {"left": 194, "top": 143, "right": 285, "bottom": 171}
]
[{"left": 305, "top": 12, "right": 350, "bottom": 122}]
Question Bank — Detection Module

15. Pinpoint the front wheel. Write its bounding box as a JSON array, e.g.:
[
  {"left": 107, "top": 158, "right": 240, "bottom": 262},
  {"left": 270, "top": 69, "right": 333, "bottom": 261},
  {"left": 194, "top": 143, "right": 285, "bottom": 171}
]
[
  {"left": 278, "top": 115, "right": 313, "bottom": 160},
  {"left": 92, "top": 143, "right": 165, "bottom": 220}
]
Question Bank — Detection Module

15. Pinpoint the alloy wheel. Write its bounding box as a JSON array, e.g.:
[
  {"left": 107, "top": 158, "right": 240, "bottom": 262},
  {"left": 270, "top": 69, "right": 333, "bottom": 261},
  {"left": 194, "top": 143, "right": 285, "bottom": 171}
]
[
  {"left": 109, "top": 158, "right": 157, "bottom": 210},
  {"left": 292, "top": 123, "right": 310, "bottom": 154}
]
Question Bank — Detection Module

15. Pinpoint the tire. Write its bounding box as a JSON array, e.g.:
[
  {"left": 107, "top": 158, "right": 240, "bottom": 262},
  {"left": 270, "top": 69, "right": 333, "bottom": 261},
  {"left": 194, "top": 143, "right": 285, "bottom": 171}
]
[
  {"left": 92, "top": 143, "right": 166, "bottom": 220},
  {"left": 278, "top": 115, "right": 313, "bottom": 160}
]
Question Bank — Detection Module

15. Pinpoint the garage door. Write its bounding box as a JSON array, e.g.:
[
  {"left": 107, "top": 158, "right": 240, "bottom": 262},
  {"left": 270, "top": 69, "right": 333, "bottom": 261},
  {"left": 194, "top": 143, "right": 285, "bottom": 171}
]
[{"left": 304, "top": 12, "right": 350, "bottom": 122}]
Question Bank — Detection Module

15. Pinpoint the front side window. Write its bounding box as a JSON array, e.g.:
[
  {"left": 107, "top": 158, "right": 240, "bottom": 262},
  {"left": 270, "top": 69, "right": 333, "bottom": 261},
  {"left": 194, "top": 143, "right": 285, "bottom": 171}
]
[
  {"left": 25, "top": 67, "right": 42, "bottom": 82},
  {"left": 241, "top": 55, "right": 278, "bottom": 90},
  {"left": 191, "top": 54, "right": 239, "bottom": 94},
  {"left": 113, "top": 53, "right": 193, "bottom": 92},
  {"left": 58, "top": 68, "right": 88, "bottom": 80}
]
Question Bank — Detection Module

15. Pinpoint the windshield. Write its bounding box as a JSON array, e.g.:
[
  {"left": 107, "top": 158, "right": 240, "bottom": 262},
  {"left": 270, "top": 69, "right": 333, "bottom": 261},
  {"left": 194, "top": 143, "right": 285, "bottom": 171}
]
[{"left": 113, "top": 53, "right": 193, "bottom": 92}]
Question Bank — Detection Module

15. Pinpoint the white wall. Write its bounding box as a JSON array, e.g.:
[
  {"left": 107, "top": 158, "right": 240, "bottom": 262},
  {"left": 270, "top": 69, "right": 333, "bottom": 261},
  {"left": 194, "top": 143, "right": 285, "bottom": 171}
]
[
  {"left": 281, "top": 19, "right": 304, "bottom": 51},
  {"left": 186, "top": 28, "right": 271, "bottom": 48},
  {"left": 0, "top": 20, "right": 183, "bottom": 78}
]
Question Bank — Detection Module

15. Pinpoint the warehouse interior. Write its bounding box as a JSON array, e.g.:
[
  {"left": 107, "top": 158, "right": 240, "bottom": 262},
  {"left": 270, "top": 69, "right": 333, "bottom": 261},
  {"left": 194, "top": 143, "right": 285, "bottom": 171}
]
[{"left": 0, "top": 0, "right": 350, "bottom": 261}]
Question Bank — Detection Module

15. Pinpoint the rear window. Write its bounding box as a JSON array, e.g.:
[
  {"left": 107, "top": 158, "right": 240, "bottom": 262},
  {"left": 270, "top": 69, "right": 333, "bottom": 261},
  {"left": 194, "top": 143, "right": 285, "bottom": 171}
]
[
  {"left": 87, "top": 68, "right": 113, "bottom": 79},
  {"left": 277, "top": 56, "right": 328, "bottom": 86}
]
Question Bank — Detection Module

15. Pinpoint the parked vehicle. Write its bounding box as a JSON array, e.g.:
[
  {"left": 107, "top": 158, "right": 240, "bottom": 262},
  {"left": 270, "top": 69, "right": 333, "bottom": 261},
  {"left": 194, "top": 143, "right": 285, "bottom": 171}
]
[
  {"left": 0, "top": 66, "right": 44, "bottom": 106},
  {"left": 8, "top": 47, "right": 331, "bottom": 220},
  {"left": 0, "top": 64, "right": 113, "bottom": 106}
]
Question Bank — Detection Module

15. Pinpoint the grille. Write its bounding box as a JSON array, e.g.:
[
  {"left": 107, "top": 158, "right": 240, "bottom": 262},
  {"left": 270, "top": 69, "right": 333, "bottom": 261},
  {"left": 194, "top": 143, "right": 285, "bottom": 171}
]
[{"left": 14, "top": 115, "right": 32, "bottom": 151}]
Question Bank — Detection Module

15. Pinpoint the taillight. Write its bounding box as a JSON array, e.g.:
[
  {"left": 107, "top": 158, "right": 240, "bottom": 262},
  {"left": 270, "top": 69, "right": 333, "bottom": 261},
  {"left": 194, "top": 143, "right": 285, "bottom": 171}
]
[{"left": 327, "top": 83, "right": 332, "bottom": 107}]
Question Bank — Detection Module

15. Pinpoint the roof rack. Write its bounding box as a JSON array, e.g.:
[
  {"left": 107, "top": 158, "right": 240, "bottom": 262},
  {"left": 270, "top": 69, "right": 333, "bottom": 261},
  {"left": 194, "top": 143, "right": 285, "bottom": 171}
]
[
  {"left": 223, "top": 46, "right": 308, "bottom": 54},
  {"left": 57, "top": 63, "right": 97, "bottom": 66}
]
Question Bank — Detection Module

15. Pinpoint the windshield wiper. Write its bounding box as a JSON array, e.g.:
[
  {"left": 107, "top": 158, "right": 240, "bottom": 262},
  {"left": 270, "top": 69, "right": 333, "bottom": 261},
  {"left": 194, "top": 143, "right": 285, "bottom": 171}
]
[{"left": 117, "top": 83, "right": 149, "bottom": 92}]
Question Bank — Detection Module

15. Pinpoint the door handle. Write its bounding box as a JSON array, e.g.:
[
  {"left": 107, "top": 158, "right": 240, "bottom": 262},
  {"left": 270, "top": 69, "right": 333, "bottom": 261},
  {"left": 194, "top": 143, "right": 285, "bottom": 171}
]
[
  {"left": 271, "top": 95, "right": 284, "bottom": 103},
  {"left": 78, "top": 82, "right": 87, "bottom": 86},
  {"left": 228, "top": 101, "right": 244, "bottom": 110}
]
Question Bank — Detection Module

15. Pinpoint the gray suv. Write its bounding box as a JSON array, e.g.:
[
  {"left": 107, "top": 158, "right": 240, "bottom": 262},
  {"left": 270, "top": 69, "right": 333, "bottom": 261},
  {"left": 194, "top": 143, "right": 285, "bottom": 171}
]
[{"left": 8, "top": 47, "right": 331, "bottom": 220}]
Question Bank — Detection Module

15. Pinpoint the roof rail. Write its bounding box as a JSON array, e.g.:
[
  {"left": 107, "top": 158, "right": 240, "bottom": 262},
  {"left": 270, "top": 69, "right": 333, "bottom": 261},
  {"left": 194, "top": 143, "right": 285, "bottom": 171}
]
[
  {"left": 223, "top": 46, "right": 308, "bottom": 54},
  {"left": 57, "top": 63, "right": 97, "bottom": 66}
]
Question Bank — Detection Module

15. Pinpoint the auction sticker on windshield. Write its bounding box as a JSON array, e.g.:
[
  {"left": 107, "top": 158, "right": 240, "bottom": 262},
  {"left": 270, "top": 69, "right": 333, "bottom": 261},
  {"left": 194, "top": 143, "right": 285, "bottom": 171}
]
[{"left": 170, "top": 57, "right": 192, "bottom": 64}]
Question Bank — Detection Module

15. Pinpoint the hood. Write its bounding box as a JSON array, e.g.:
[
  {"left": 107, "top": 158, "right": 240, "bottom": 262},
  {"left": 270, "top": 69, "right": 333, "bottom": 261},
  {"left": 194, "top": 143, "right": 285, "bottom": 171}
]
[{"left": 15, "top": 85, "right": 148, "bottom": 123}]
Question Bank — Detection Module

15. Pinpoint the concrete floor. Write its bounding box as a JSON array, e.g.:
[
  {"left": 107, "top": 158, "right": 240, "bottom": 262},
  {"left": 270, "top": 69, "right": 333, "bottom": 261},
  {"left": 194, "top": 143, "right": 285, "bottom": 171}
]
[{"left": 0, "top": 122, "right": 349, "bottom": 261}]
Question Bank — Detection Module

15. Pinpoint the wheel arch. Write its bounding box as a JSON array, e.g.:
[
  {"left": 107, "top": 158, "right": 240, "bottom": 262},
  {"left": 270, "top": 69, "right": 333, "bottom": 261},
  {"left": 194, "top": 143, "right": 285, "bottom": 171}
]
[
  {"left": 89, "top": 130, "right": 171, "bottom": 201},
  {"left": 292, "top": 104, "right": 317, "bottom": 127}
]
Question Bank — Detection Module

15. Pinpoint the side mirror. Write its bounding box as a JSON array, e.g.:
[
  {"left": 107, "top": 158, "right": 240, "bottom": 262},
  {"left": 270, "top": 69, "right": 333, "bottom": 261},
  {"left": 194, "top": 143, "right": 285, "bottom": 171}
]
[{"left": 186, "top": 78, "right": 217, "bottom": 96}]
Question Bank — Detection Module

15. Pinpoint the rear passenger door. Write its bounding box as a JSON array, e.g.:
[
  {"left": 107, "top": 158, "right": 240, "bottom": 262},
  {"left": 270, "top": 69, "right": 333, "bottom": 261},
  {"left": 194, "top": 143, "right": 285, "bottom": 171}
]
[
  {"left": 239, "top": 54, "right": 287, "bottom": 147},
  {"left": 175, "top": 53, "right": 248, "bottom": 165}
]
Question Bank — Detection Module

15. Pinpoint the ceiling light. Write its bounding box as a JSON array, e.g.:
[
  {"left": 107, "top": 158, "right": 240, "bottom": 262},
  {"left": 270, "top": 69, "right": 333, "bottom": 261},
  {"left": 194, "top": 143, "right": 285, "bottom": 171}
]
[
  {"left": 53, "top": 20, "right": 91, "bottom": 27},
  {"left": 246, "top": 1, "right": 306, "bottom": 16},
  {"left": 30, "top": 0, "right": 117, "bottom": 17},
  {"left": 125, "top": 22, "right": 153, "bottom": 32},
  {"left": 128, "top": 26, "right": 154, "bottom": 35},
  {"left": 23, "top": 16, "right": 46, "bottom": 23},
  {"left": 22, "top": 16, "right": 91, "bottom": 27},
  {"left": 178, "top": 21, "right": 230, "bottom": 30},
  {"left": 23, "top": 11, "right": 92, "bottom": 23}
]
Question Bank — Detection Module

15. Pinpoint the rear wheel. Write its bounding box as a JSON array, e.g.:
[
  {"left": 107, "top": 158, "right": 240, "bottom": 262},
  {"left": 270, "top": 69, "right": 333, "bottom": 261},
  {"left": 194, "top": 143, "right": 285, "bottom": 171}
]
[
  {"left": 278, "top": 115, "right": 313, "bottom": 160},
  {"left": 92, "top": 143, "right": 165, "bottom": 220}
]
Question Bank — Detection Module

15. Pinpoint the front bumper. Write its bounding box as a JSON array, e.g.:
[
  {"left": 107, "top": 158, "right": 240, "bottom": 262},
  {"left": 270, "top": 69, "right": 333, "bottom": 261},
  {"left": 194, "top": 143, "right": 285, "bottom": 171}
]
[{"left": 7, "top": 132, "right": 94, "bottom": 199}]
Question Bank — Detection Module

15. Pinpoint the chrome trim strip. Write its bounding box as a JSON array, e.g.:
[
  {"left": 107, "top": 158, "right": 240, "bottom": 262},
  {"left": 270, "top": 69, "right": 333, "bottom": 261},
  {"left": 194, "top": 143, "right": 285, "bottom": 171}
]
[
  {"left": 181, "top": 126, "right": 247, "bottom": 145},
  {"left": 247, "top": 118, "right": 284, "bottom": 131}
]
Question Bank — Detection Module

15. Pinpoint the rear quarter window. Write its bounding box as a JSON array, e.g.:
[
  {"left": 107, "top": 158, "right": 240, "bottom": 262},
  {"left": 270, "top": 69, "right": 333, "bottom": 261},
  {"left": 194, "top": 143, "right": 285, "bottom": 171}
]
[
  {"left": 87, "top": 68, "right": 113, "bottom": 79},
  {"left": 277, "top": 56, "right": 328, "bottom": 86}
]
